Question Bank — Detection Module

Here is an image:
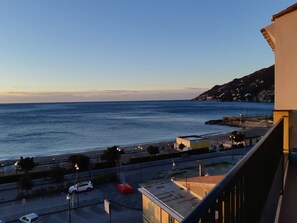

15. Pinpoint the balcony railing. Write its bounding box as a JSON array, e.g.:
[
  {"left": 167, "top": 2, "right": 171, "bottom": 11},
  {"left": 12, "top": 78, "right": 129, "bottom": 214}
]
[{"left": 182, "top": 118, "right": 284, "bottom": 223}]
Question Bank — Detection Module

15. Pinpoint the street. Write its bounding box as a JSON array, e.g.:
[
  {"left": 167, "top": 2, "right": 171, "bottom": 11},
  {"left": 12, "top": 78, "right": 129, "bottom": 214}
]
[{"left": 0, "top": 149, "right": 247, "bottom": 223}]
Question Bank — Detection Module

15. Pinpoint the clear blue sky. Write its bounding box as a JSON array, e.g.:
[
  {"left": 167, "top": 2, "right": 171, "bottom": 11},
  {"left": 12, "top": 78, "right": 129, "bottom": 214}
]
[{"left": 0, "top": 0, "right": 295, "bottom": 103}]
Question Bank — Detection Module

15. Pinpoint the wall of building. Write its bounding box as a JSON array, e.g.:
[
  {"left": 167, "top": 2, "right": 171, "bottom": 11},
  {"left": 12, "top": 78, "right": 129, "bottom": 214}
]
[
  {"left": 175, "top": 180, "right": 215, "bottom": 200},
  {"left": 142, "top": 194, "right": 161, "bottom": 223},
  {"left": 269, "top": 11, "right": 297, "bottom": 110},
  {"left": 142, "top": 194, "right": 181, "bottom": 223},
  {"left": 264, "top": 11, "right": 297, "bottom": 149},
  {"left": 274, "top": 110, "right": 290, "bottom": 151},
  {"left": 176, "top": 138, "right": 211, "bottom": 150}
]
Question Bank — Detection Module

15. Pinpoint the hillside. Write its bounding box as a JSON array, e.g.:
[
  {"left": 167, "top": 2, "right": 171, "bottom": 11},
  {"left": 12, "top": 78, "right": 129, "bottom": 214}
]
[{"left": 192, "top": 65, "right": 274, "bottom": 102}]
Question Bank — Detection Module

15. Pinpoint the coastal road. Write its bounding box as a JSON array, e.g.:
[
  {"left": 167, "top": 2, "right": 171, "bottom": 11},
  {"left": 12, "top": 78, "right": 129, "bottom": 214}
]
[
  {"left": 0, "top": 148, "right": 248, "bottom": 203},
  {"left": 0, "top": 148, "right": 248, "bottom": 222}
]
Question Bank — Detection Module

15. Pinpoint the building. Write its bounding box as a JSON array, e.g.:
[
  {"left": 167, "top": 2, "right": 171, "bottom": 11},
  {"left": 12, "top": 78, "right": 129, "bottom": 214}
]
[
  {"left": 138, "top": 175, "right": 224, "bottom": 223},
  {"left": 175, "top": 135, "right": 211, "bottom": 151},
  {"left": 139, "top": 180, "right": 201, "bottom": 223},
  {"left": 244, "top": 134, "right": 262, "bottom": 147},
  {"left": 261, "top": 3, "right": 297, "bottom": 153}
]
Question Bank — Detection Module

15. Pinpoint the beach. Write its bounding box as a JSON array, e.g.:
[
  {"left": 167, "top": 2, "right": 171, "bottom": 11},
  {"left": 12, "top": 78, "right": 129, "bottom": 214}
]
[{"left": 1, "top": 125, "right": 271, "bottom": 174}]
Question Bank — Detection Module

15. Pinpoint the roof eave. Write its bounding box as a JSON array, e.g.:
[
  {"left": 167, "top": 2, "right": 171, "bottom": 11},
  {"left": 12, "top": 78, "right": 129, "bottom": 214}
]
[{"left": 261, "top": 28, "right": 275, "bottom": 52}]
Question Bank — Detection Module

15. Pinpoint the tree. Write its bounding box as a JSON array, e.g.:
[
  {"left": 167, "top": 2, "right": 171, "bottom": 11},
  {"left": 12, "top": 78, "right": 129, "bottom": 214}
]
[
  {"left": 68, "top": 154, "right": 90, "bottom": 171},
  {"left": 234, "top": 132, "right": 245, "bottom": 143},
  {"left": 18, "top": 174, "right": 33, "bottom": 196},
  {"left": 100, "top": 146, "right": 124, "bottom": 165},
  {"left": 147, "top": 145, "right": 159, "bottom": 155},
  {"left": 50, "top": 166, "right": 65, "bottom": 190},
  {"left": 16, "top": 157, "right": 38, "bottom": 174},
  {"left": 230, "top": 131, "right": 245, "bottom": 147},
  {"left": 178, "top": 143, "right": 186, "bottom": 151}
]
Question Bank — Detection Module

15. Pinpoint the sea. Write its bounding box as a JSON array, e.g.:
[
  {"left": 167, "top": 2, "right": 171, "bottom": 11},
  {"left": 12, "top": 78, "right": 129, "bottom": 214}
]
[{"left": 0, "top": 100, "right": 273, "bottom": 161}]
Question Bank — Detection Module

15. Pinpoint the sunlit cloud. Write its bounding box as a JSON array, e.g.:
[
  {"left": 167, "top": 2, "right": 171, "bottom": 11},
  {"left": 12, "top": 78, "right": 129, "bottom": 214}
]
[{"left": 0, "top": 88, "right": 207, "bottom": 103}]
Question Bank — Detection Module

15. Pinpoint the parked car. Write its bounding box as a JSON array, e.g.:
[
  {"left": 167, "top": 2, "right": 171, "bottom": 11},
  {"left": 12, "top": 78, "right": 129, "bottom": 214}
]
[
  {"left": 117, "top": 182, "right": 134, "bottom": 194},
  {"left": 68, "top": 181, "right": 93, "bottom": 193},
  {"left": 0, "top": 220, "right": 5, "bottom": 223},
  {"left": 19, "top": 213, "right": 41, "bottom": 223}
]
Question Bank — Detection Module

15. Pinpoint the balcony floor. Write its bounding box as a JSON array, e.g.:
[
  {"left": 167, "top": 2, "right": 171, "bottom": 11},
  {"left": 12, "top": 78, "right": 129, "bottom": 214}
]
[{"left": 278, "top": 163, "right": 297, "bottom": 223}]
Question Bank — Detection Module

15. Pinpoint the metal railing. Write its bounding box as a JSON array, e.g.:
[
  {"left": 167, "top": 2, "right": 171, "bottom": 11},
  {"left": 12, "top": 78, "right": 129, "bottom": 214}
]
[{"left": 182, "top": 118, "right": 284, "bottom": 223}]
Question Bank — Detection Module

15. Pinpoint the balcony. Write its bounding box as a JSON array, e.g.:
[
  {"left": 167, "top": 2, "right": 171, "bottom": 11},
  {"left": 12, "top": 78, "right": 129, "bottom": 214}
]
[{"left": 181, "top": 117, "right": 296, "bottom": 223}]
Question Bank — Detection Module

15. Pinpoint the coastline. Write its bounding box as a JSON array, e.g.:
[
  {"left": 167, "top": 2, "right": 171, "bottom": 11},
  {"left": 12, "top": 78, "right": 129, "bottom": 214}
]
[
  {"left": 0, "top": 128, "right": 240, "bottom": 163},
  {"left": 1, "top": 126, "right": 270, "bottom": 168}
]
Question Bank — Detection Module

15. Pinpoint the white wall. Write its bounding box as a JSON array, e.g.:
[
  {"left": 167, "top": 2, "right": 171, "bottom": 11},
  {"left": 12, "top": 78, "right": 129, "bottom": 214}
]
[{"left": 273, "top": 11, "right": 297, "bottom": 110}]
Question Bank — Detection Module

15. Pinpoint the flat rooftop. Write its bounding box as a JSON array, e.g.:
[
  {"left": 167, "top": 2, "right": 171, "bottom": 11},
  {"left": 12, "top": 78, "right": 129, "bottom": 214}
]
[
  {"left": 139, "top": 180, "right": 201, "bottom": 221},
  {"left": 177, "top": 135, "right": 206, "bottom": 141}
]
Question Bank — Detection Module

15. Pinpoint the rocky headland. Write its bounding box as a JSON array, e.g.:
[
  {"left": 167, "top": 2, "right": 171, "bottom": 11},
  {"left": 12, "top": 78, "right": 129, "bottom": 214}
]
[{"left": 193, "top": 65, "right": 274, "bottom": 102}]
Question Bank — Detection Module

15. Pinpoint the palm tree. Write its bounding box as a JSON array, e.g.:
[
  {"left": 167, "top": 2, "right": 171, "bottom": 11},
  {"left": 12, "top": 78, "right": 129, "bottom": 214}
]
[{"left": 16, "top": 157, "right": 38, "bottom": 174}]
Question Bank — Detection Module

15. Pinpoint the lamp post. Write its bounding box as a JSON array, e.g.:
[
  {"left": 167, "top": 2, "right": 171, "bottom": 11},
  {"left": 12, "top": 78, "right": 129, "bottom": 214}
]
[
  {"left": 117, "top": 147, "right": 121, "bottom": 182},
  {"left": 14, "top": 161, "right": 20, "bottom": 195},
  {"left": 74, "top": 163, "right": 79, "bottom": 207},
  {"left": 172, "top": 159, "right": 175, "bottom": 173},
  {"left": 14, "top": 161, "right": 19, "bottom": 172},
  {"left": 138, "top": 146, "right": 143, "bottom": 181},
  {"left": 66, "top": 194, "right": 72, "bottom": 223}
]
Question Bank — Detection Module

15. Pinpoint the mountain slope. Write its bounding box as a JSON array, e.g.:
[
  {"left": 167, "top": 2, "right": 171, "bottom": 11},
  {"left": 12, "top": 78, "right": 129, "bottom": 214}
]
[{"left": 192, "top": 65, "right": 274, "bottom": 102}]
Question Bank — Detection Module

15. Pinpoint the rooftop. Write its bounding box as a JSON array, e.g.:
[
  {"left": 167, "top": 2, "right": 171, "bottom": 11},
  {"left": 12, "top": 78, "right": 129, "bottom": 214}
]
[
  {"left": 272, "top": 3, "right": 297, "bottom": 21},
  {"left": 179, "top": 175, "right": 225, "bottom": 184},
  {"left": 139, "top": 180, "right": 201, "bottom": 222},
  {"left": 177, "top": 135, "right": 205, "bottom": 141}
]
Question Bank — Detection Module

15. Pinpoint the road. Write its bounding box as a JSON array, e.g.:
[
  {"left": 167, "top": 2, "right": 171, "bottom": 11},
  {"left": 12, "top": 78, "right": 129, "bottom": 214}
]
[{"left": 0, "top": 149, "right": 248, "bottom": 223}]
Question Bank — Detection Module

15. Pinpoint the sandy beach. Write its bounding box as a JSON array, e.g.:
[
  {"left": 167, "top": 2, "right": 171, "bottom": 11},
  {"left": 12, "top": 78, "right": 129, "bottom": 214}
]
[{"left": 1, "top": 126, "right": 271, "bottom": 171}]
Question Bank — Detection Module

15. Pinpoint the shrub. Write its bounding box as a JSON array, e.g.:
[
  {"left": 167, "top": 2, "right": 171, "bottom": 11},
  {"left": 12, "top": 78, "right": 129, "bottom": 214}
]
[{"left": 147, "top": 145, "right": 159, "bottom": 155}]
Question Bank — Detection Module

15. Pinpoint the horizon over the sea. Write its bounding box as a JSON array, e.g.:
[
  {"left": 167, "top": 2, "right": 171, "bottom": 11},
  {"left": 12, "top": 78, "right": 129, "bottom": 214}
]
[{"left": 0, "top": 100, "right": 273, "bottom": 161}]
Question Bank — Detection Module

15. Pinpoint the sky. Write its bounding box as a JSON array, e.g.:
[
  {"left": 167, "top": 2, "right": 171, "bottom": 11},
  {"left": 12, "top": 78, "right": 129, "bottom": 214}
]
[{"left": 0, "top": 0, "right": 296, "bottom": 103}]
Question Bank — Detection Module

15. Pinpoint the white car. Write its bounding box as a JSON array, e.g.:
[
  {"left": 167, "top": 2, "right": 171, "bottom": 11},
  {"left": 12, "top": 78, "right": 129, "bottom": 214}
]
[
  {"left": 68, "top": 181, "right": 93, "bottom": 193},
  {"left": 19, "top": 213, "right": 41, "bottom": 223}
]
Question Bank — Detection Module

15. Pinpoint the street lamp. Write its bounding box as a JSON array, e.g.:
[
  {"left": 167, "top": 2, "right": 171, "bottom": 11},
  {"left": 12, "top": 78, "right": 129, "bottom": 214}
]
[
  {"left": 66, "top": 194, "right": 72, "bottom": 223},
  {"left": 14, "top": 161, "right": 19, "bottom": 195},
  {"left": 172, "top": 159, "right": 176, "bottom": 173},
  {"left": 14, "top": 161, "right": 18, "bottom": 167},
  {"left": 117, "top": 147, "right": 122, "bottom": 182},
  {"left": 74, "top": 163, "right": 80, "bottom": 207},
  {"left": 138, "top": 146, "right": 143, "bottom": 181}
]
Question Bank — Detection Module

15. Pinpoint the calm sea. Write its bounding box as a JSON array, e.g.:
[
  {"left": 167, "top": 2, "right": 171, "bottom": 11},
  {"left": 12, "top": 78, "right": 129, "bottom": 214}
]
[{"left": 0, "top": 100, "right": 273, "bottom": 160}]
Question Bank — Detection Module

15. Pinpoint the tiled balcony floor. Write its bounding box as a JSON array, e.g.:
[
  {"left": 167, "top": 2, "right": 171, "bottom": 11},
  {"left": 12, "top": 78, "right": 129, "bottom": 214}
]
[{"left": 278, "top": 163, "right": 297, "bottom": 222}]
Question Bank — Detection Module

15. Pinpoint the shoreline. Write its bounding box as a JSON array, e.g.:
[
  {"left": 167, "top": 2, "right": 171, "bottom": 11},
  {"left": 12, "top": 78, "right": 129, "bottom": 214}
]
[
  {"left": 0, "top": 126, "right": 270, "bottom": 167},
  {"left": 0, "top": 128, "right": 241, "bottom": 163}
]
